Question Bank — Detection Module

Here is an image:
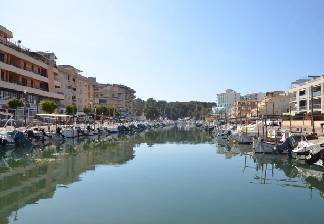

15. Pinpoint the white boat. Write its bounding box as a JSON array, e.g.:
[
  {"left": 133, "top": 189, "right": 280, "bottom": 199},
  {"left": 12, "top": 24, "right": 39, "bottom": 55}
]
[
  {"left": 61, "top": 127, "right": 79, "bottom": 138},
  {"left": 106, "top": 124, "right": 119, "bottom": 133}
]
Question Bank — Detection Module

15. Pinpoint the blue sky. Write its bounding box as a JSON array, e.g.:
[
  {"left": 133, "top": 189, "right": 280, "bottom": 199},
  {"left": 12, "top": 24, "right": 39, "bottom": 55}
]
[{"left": 1, "top": 0, "right": 324, "bottom": 102}]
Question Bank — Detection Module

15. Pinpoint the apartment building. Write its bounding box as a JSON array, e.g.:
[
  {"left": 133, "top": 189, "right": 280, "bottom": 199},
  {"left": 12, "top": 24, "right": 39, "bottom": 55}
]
[
  {"left": 94, "top": 82, "right": 113, "bottom": 106},
  {"left": 288, "top": 76, "right": 324, "bottom": 115},
  {"left": 255, "top": 91, "right": 289, "bottom": 116},
  {"left": 57, "top": 65, "right": 95, "bottom": 112},
  {"left": 241, "top": 92, "right": 265, "bottom": 101},
  {"left": 93, "top": 81, "right": 136, "bottom": 115},
  {"left": 0, "top": 25, "right": 135, "bottom": 117},
  {"left": 216, "top": 89, "right": 241, "bottom": 117},
  {"left": 111, "top": 84, "right": 136, "bottom": 114},
  {"left": 232, "top": 100, "right": 259, "bottom": 119},
  {"left": 0, "top": 25, "right": 63, "bottom": 110}
]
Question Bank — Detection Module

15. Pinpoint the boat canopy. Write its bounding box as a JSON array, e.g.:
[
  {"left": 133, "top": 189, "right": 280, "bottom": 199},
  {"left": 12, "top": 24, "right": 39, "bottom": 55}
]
[
  {"left": 36, "top": 114, "right": 72, "bottom": 118},
  {"left": 0, "top": 112, "right": 13, "bottom": 116}
]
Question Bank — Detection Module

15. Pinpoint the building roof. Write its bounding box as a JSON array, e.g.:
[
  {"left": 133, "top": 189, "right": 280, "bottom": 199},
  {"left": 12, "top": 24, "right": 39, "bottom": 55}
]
[
  {"left": 58, "top": 65, "right": 82, "bottom": 73},
  {"left": 291, "top": 76, "right": 324, "bottom": 87},
  {"left": 0, "top": 25, "right": 13, "bottom": 38}
]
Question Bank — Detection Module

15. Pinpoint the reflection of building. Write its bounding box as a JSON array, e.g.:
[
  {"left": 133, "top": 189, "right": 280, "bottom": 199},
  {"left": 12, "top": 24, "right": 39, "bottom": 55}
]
[
  {"left": 57, "top": 65, "right": 95, "bottom": 112},
  {"left": 0, "top": 25, "right": 64, "bottom": 109},
  {"left": 0, "top": 139, "right": 135, "bottom": 224},
  {"left": 288, "top": 76, "right": 323, "bottom": 115}
]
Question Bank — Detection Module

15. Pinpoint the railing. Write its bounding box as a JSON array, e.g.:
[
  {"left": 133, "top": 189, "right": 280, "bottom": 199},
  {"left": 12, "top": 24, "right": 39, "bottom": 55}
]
[
  {"left": 312, "top": 91, "right": 321, "bottom": 97},
  {"left": 309, "top": 104, "right": 321, "bottom": 109},
  {"left": 299, "top": 106, "right": 307, "bottom": 111},
  {"left": 0, "top": 36, "right": 52, "bottom": 66},
  {"left": 0, "top": 59, "right": 48, "bottom": 78},
  {"left": 0, "top": 80, "right": 64, "bottom": 100}
]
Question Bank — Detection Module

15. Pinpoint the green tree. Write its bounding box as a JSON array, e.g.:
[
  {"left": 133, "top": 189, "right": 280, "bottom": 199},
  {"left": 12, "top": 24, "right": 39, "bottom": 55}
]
[
  {"left": 7, "top": 98, "right": 24, "bottom": 109},
  {"left": 83, "top": 106, "right": 93, "bottom": 114},
  {"left": 40, "top": 99, "right": 57, "bottom": 114},
  {"left": 107, "top": 106, "right": 119, "bottom": 117},
  {"left": 133, "top": 98, "right": 145, "bottom": 116},
  {"left": 157, "top": 100, "right": 167, "bottom": 117},
  {"left": 96, "top": 105, "right": 109, "bottom": 116},
  {"left": 144, "top": 107, "right": 161, "bottom": 120},
  {"left": 65, "top": 104, "right": 77, "bottom": 115},
  {"left": 146, "top": 98, "right": 157, "bottom": 108}
]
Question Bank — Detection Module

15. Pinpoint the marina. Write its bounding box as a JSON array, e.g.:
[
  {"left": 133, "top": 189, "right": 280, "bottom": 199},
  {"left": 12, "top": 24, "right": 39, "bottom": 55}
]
[{"left": 2, "top": 1, "right": 324, "bottom": 223}]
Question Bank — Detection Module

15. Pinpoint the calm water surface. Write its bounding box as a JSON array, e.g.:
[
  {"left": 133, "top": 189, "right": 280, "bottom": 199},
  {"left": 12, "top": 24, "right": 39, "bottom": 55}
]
[{"left": 1, "top": 128, "right": 324, "bottom": 224}]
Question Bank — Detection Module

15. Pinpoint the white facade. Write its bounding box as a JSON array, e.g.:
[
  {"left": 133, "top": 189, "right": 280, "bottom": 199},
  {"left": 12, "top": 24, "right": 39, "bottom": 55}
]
[
  {"left": 288, "top": 76, "right": 324, "bottom": 114},
  {"left": 216, "top": 89, "right": 241, "bottom": 117}
]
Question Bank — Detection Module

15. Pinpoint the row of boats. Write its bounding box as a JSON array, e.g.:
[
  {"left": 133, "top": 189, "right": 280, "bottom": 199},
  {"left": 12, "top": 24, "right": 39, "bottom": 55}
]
[
  {"left": 215, "top": 121, "right": 324, "bottom": 167},
  {"left": 0, "top": 118, "right": 176, "bottom": 148}
]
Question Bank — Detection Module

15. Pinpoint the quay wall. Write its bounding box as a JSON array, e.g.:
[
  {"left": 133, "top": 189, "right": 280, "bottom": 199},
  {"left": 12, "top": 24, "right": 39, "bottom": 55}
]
[{"left": 282, "top": 120, "right": 324, "bottom": 135}]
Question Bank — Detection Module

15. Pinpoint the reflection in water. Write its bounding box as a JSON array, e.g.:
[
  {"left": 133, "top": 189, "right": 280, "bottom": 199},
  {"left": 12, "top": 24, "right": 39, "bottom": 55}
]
[
  {"left": 0, "top": 128, "right": 212, "bottom": 224},
  {"left": 215, "top": 140, "right": 324, "bottom": 199},
  {"left": 0, "top": 128, "right": 323, "bottom": 224}
]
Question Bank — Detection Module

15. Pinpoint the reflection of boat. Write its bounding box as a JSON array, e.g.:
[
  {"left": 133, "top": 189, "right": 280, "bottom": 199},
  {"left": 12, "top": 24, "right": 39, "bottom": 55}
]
[
  {"left": 294, "top": 165, "right": 324, "bottom": 194},
  {"left": 253, "top": 138, "right": 276, "bottom": 154},
  {"left": 295, "top": 166, "right": 324, "bottom": 181}
]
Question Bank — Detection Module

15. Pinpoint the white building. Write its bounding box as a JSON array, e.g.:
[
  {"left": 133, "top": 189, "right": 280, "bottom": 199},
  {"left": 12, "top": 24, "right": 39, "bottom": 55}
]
[
  {"left": 216, "top": 89, "right": 241, "bottom": 117},
  {"left": 288, "top": 76, "right": 323, "bottom": 115}
]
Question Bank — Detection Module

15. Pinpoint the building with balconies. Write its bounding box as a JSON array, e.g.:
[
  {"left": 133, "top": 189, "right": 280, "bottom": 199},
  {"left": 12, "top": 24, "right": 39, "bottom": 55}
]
[
  {"left": 233, "top": 99, "right": 259, "bottom": 119},
  {"left": 288, "top": 76, "right": 324, "bottom": 115},
  {"left": 57, "top": 65, "right": 95, "bottom": 112},
  {"left": 240, "top": 92, "right": 265, "bottom": 101},
  {"left": 93, "top": 81, "right": 136, "bottom": 115},
  {"left": 250, "top": 91, "right": 289, "bottom": 117},
  {"left": 0, "top": 25, "right": 64, "bottom": 110},
  {"left": 216, "top": 89, "right": 241, "bottom": 118}
]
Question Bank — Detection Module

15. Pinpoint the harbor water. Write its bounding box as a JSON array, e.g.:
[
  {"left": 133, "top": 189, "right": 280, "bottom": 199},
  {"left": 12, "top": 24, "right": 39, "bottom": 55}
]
[{"left": 1, "top": 128, "right": 324, "bottom": 224}]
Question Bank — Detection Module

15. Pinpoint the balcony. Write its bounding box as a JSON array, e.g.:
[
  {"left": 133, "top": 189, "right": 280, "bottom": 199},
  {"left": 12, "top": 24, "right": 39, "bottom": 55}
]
[
  {"left": 0, "top": 37, "right": 52, "bottom": 67},
  {"left": 0, "top": 61, "right": 49, "bottom": 83},
  {"left": 290, "top": 97, "right": 297, "bottom": 102},
  {"left": 0, "top": 81, "right": 64, "bottom": 100},
  {"left": 299, "top": 106, "right": 307, "bottom": 111},
  {"left": 312, "top": 91, "right": 321, "bottom": 97},
  {"left": 54, "top": 80, "right": 61, "bottom": 87},
  {"left": 299, "top": 94, "right": 307, "bottom": 99},
  {"left": 309, "top": 104, "right": 322, "bottom": 110}
]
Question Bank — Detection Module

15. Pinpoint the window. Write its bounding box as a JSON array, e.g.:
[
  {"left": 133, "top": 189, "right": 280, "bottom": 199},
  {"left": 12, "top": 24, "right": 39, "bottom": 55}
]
[
  {"left": 312, "top": 85, "right": 321, "bottom": 93},
  {"left": 299, "top": 89, "right": 306, "bottom": 96},
  {"left": 22, "top": 78, "right": 27, "bottom": 86},
  {"left": 0, "top": 52, "right": 4, "bottom": 62},
  {"left": 299, "top": 100, "right": 307, "bottom": 107},
  {"left": 1, "top": 70, "right": 5, "bottom": 81}
]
